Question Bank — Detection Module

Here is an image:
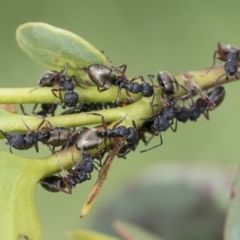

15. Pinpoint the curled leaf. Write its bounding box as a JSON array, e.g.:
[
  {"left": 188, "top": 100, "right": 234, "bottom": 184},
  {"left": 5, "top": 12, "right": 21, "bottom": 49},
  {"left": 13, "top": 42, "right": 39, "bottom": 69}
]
[{"left": 16, "top": 22, "right": 111, "bottom": 85}]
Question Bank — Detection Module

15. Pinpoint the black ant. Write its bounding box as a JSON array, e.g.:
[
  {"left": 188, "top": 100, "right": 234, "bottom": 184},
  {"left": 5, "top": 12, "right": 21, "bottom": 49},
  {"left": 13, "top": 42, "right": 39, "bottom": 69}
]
[
  {"left": 0, "top": 117, "right": 75, "bottom": 153},
  {"left": 0, "top": 119, "right": 46, "bottom": 153},
  {"left": 90, "top": 113, "right": 139, "bottom": 151},
  {"left": 152, "top": 71, "right": 191, "bottom": 100},
  {"left": 31, "top": 63, "right": 85, "bottom": 108},
  {"left": 117, "top": 144, "right": 132, "bottom": 159},
  {"left": 50, "top": 64, "right": 85, "bottom": 108},
  {"left": 156, "top": 71, "right": 179, "bottom": 98},
  {"left": 40, "top": 169, "right": 89, "bottom": 194},
  {"left": 37, "top": 117, "right": 75, "bottom": 152},
  {"left": 86, "top": 64, "right": 154, "bottom": 104},
  {"left": 73, "top": 114, "right": 138, "bottom": 154},
  {"left": 206, "top": 42, "right": 240, "bottom": 80},
  {"left": 140, "top": 72, "right": 183, "bottom": 153},
  {"left": 140, "top": 103, "right": 177, "bottom": 153},
  {"left": 175, "top": 86, "right": 225, "bottom": 122},
  {"left": 40, "top": 152, "right": 101, "bottom": 193},
  {"left": 148, "top": 71, "right": 191, "bottom": 110},
  {"left": 20, "top": 103, "right": 57, "bottom": 117}
]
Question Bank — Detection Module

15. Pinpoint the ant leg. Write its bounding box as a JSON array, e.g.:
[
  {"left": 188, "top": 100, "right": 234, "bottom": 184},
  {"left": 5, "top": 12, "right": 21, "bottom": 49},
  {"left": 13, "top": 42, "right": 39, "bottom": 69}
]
[
  {"left": 45, "top": 144, "right": 54, "bottom": 153},
  {"left": 61, "top": 63, "right": 69, "bottom": 76},
  {"left": 129, "top": 75, "right": 145, "bottom": 83},
  {"left": 51, "top": 88, "right": 63, "bottom": 101},
  {"left": 118, "top": 64, "right": 127, "bottom": 74},
  {"left": 36, "top": 116, "right": 53, "bottom": 131},
  {"left": 202, "top": 110, "right": 210, "bottom": 120},
  {"left": 146, "top": 74, "right": 156, "bottom": 108},
  {"left": 61, "top": 178, "right": 73, "bottom": 194},
  {"left": 116, "top": 87, "right": 122, "bottom": 104},
  {"left": 205, "top": 42, "right": 226, "bottom": 75},
  {"left": 40, "top": 179, "right": 72, "bottom": 194},
  {"left": 88, "top": 113, "right": 108, "bottom": 130},
  {"left": 214, "top": 73, "right": 227, "bottom": 88},
  {"left": 0, "top": 130, "right": 7, "bottom": 139},
  {"left": 205, "top": 50, "right": 219, "bottom": 74},
  {"left": 9, "top": 146, "right": 13, "bottom": 154},
  {"left": 132, "top": 120, "right": 137, "bottom": 130},
  {"left": 34, "top": 143, "right": 39, "bottom": 153},
  {"left": 22, "top": 119, "right": 32, "bottom": 133},
  {"left": 32, "top": 104, "right": 39, "bottom": 115},
  {"left": 170, "top": 120, "right": 177, "bottom": 132},
  {"left": 217, "top": 42, "right": 227, "bottom": 61},
  {"left": 29, "top": 73, "right": 58, "bottom": 93},
  {"left": 125, "top": 90, "right": 135, "bottom": 102},
  {"left": 140, "top": 133, "right": 163, "bottom": 153},
  {"left": 20, "top": 104, "right": 29, "bottom": 115},
  {"left": 55, "top": 153, "right": 68, "bottom": 177},
  {"left": 112, "top": 115, "right": 127, "bottom": 129},
  {"left": 93, "top": 159, "right": 103, "bottom": 168},
  {"left": 69, "top": 75, "right": 87, "bottom": 89},
  {"left": 98, "top": 86, "right": 109, "bottom": 92}
]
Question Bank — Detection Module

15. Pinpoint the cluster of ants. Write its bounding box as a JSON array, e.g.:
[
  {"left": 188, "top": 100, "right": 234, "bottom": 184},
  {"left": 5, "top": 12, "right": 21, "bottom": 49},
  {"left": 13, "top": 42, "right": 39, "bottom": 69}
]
[{"left": 0, "top": 41, "right": 237, "bottom": 197}]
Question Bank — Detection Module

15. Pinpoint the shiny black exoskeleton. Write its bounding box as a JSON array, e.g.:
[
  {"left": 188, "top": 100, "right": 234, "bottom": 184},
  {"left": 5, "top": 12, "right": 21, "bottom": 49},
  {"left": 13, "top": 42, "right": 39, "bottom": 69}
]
[
  {"left": 38, "top": 118, "right": 74, "bottom": 152},
  {"left": 156, "top": 71, "right": 179, "bottom": 97},
  {"left": 74, "top": 128, "right": 103, "bottom": 152},
  {"left": 74, "top": 114, "right": 138, "bottom": 153},
  {"left": 117, "top": 144, "right": 132, "bottom": 159},
  {"left": 0, "top": 120, "right": 45, "bottom": 153},
  {"left": 1, "top": 117, "right": 75, "bottom": 153},
  {"left": 31, "top": 63, "right": 84, "bottom": 108},
  {"left": 140, "top": 94, "right": 178, "bottom": 153},
  {"left": 116, "top": 78, "right": 154, "bottom": 97},
  {"left": 40, "top": 153, "right": 96, "bottom": 193},
  {"left": 73, "top": 154, "right": 95, "bottom": 174},
  {"left": 92, "top": 113, "right": 139, "bottom": 149},
  {"left": 207, "top": 42, "right": 240, "bottom": 80},
  {"left": 20, "top": 103, "right": 57, "bottom": 117},
  {"left": 38, "top": 70, "right": 59, "bottom": 87},
  {"left": 87, "top": 64, "right": 154, "bottom": 103},
  {"left": 50, "top": 64, "right": 84, "bottom": 108},
  {"left": 40, "top": 172, "right": 89, "bottom": 194},
  {"left": 0, "top": 131, "right": 26, "bottom": 153},
  {"left": 207, "top": 86, "right": 225, "bottom": 110},
  {"left": 175, "top": 86, "right": 226, "bottom": 122}
]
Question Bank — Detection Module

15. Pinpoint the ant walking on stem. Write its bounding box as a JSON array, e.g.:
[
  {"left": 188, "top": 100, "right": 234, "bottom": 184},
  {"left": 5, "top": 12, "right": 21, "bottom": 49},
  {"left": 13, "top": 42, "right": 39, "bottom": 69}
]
[{"left": 206, "top": 42, "right": 240, "bottom": 81}]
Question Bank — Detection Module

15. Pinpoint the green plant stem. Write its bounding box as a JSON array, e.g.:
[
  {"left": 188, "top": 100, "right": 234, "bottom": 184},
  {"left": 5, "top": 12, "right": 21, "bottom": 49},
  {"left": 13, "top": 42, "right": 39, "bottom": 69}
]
[
  {"left": 0, "top": 66, "right": 236, "bottom": 134},
  {"left": 0, "top": 66, "right": 236, "bottom": 178}
]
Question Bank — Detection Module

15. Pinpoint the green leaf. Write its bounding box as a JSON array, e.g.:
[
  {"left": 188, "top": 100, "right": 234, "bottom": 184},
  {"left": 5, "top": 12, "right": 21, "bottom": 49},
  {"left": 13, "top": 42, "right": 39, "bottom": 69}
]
[
  {"left": 0, "top": 152, "right": 45, "bottom": 240},
  {"left": 16, "top": 22, "right": 111, "bottom": 85},
  {"left": 113, "top": 220, "right": 165, "bottom": 240},
  {"left": 224, "top": 167, "right": 240, "bottom": 240},
  {"left": 68, "top": 229, "right": 120, "bottom": 240}
]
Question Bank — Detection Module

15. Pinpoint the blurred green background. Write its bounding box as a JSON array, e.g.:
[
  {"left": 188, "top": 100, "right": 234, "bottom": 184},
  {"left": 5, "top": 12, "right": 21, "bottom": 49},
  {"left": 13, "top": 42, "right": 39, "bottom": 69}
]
[{"left": 0, "top": 1, "right": 239, "bottom": 239}]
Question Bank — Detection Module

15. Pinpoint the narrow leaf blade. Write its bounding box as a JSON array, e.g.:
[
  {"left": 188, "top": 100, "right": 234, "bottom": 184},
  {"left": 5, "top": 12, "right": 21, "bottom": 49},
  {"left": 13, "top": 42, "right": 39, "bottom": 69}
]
[{"left": 69, "top": 229, "right": 120, "bottom": 240}]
